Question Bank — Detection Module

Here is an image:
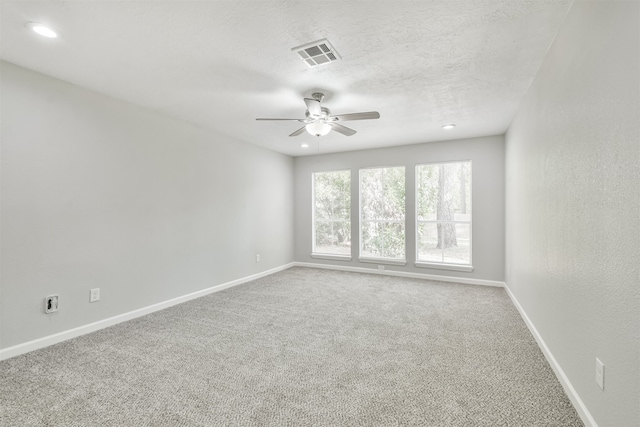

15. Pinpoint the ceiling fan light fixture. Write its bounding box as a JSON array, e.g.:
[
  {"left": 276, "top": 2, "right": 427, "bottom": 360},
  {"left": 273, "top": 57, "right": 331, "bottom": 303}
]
[
  {"left": 442, "top": 123, "right": 456, "bottom": 129},
  {"left": 305, "top": 121, "right": 331, "bottom": 137}
]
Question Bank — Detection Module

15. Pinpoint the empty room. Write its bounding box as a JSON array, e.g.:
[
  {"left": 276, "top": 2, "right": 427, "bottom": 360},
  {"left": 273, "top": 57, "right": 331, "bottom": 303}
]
[{"left": 1, "top": 1, "right": 638, "bottom": 426}]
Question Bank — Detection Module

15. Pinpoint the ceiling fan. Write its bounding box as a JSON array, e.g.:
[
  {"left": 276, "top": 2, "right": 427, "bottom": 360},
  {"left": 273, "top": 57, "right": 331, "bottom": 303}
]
[{"left": 256, "top": 92, "right": 380, "bottom": 137}]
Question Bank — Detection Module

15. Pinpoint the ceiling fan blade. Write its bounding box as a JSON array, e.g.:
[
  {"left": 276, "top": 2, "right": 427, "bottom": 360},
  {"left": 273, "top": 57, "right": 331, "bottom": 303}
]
[
  {"left": 304, "top": 98, "right": 322, "bottom": 117},
  {"left": 256, "top": 118, "right": 306, "bottom": 121},
  {"left": 332, "top": 111, "right": 380, "bottom": 121},
  {"left": 329, "top": 123, "right": 357, "bottom": 136},
  {"left": 289, "top": 126, "right": 307, "bottom": 137}
]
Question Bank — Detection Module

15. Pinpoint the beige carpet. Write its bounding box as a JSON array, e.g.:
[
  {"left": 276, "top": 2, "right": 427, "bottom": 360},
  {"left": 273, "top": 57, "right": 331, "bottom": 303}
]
[{"left": 0, "top": 267, "right": 582, "bottom": 426}]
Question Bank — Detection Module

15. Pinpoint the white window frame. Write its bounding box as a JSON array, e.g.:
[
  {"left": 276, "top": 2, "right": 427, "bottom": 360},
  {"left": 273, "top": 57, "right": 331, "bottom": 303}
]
[
  {"left": 415, "top": 161, "right": 473, "bottom": 272},
  {"left": 358, "top": 166, "right": 407, "bottom": 265},
  {"left": 312, "top": 169, "right": 352, "bottom": 260}
]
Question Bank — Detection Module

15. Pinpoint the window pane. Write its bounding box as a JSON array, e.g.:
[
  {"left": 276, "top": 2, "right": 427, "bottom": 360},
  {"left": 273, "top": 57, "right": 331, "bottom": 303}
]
[
  {"left": 416, "top": 161, "right": 471, "bottom": 266},
  {"left": 361, "top": 221, "right": 405, "bottom": 259},
  {"left": 443, "top": 223, "right": 471, "bottom": 264},
  {"left": 360, "top": 169, "right": 379, "bottom": 221},
  {"left": 360, "top": 221, "right": 380, "bottom": 258},
  {"left": 379, "top": 222, "right": 405, "bottom": 259},
  {"left": 462, "top": 162, "right": 471, "bottom": 216},
  {"left": 417, "top": 222, "right": 442, "bottom": 262},
  {"left": 360, "top": 167, "right": 405, "bottom": 221},
  {"left": 417, "top": 162, "right": 472, "bottom": 221},
  {"left": 416, "top": 166, "right": 439, "bottom": 221},
  {"left": 315, "top": 221, "right": 332, "bottom": 248},
  {"left": 313, "top": 170, "right": 351, "bottom": 254},
  {"left": 315, "top": 221, "right": 351, "bottom": 255},
  {"left": 360, "top": 166, "right": 406, "bottom": 260},
  {"left": 314, "top": 171, "right": 350, "bottom": 220}
]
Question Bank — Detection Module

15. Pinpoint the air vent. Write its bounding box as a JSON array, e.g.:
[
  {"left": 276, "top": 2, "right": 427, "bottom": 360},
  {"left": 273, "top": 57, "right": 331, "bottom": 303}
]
[{"left": 292, "top": 38, "right": 341, "bottom": 68}]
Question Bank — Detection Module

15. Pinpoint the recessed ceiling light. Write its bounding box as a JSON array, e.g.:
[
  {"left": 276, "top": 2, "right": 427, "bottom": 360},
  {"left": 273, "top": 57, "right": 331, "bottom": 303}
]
[
  {"left": 301, "top": 143, "right": 309, "bottom": 148},
  {"left": 442, "top": 124, "right": 456, "bottom": 130},
  {"left": 27, "top": 22, "right": 58, "bottom": 38}
]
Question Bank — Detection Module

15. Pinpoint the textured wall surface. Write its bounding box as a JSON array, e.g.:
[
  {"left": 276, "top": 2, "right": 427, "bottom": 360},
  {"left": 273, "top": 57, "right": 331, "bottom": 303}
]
[
  {"left": 294, "top": 136, "right": 505, "bottom": 282},
  {"left": 505, "top": 2, "right": 640, "bottom": 426},
  {"left": 0, "top": 61, "right": 294, "bottom": 349}
]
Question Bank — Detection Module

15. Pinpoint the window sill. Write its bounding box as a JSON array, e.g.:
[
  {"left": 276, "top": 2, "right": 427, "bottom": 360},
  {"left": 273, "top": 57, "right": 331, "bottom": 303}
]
[
  {"left": 415, "top": 262, "right": 474, "bottom": 272},
  {"left": 311, "top": 253, "right": 352, "bottom": 261},
  {"left": 359, "top": 257, "right": 407, "bottom": 266}
]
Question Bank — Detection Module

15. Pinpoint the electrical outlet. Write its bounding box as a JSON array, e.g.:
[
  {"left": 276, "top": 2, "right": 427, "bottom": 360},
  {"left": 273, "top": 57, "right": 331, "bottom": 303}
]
[
  {"left": 595, "top": 358, "right": 605, "bottom": 390},
  {"left": 378, "top": 265, "right": 385, "bottom": 270},
  {"left": 256, "top": 254, "right": 260, "bottom": 263},
  {"left": 90, "top": 288, "right": 100, "bottom": 302},
  {"left": 44, "top": 295, "right": 59, "bottom": 313}
]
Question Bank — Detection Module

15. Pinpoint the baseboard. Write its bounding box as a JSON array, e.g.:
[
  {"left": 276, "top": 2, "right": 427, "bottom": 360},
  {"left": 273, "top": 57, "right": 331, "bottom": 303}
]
[
  {"left": 0, "top": 263, "right": 296, "bottom": 361},
  {"left": 503, "top": 283, "right": 598, "bottom": 427},
  {"left": 0, "top": 262, "right": 598, "bottom": 426},
  {"left": 292, "top": 262, "right": 505, "bottom": 287}
]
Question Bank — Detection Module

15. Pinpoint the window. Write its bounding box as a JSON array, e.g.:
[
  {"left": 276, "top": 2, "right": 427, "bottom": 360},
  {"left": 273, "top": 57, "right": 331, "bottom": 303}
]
[
  {"left": 360, "top": 166, "right": 406, "bottom": 262},
  {"left": 416, "top": 161, "right": 471, "bottom": 267},
  {"left": 312, "top": 170, "right": 351, "bottom": 257}
]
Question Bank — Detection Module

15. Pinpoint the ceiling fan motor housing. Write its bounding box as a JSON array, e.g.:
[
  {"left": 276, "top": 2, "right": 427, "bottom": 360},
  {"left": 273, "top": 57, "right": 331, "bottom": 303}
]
[{"left": 305, "top": 107, "right": 331, "bottom": 120}]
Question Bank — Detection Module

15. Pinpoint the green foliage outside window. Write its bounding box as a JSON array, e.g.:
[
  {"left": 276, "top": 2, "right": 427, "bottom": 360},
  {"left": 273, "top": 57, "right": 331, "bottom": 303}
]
[
  {"left": 313, "top": 170, "right": 351, "bottom": 255},
  {"left": 417, "top": 162, "right": 471, "bottom": 264},
  {"left": 360, "top": 167, "right": 406, "bottom": 259}
]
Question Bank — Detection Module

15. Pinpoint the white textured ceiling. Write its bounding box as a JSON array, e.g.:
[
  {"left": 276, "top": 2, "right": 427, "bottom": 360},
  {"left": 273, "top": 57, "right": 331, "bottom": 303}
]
[{"left": 1, "top": 0, "right": 573, "bottom": 156}]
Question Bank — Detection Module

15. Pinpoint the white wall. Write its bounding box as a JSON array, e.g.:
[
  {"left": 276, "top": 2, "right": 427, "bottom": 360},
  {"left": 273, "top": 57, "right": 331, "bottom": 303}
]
[
  {"left": 294, "top": 136, "right": 505, "bottom": 282},
  {"left": 505, "top": 1, "right": 639, "bottom": 426},
  {"left": 0, "top": 61, "right": 294, "bottom": 350}
]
